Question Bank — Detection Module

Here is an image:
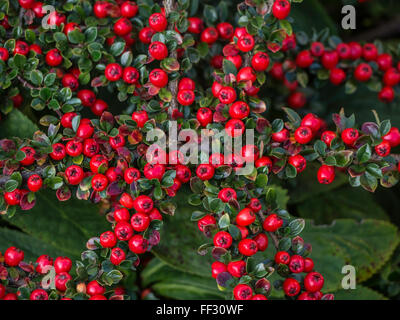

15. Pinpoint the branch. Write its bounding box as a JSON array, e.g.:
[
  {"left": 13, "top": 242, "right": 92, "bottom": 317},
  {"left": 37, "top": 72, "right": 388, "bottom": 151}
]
[
  {"left": 17, "top": 75, "right": 38, "bottom": 90},
  {"left": 163, "top": 0, "right": 178, "bottom": 119}
]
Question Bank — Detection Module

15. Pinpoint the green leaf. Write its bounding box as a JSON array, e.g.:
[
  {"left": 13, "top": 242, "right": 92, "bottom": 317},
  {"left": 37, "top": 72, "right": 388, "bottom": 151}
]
[
  {"left": 222, "top": 59, "right": 237, "bottom": 76},
  {"left": 0, "top": 109, "right": 38, "bottom": 139},
  {"left": 333, "top": 285, "right": 387, "bottom": 300},
  {"left": 30, "top": 70, "right": 43, "bottom": 86},
  {"left": 357, "top": 144, "right": 371, "bottom": 164}
]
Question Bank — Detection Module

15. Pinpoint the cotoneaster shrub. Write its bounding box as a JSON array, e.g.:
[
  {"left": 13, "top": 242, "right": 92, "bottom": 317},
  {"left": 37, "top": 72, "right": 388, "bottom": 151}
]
[{"left": 0, "top": 0, "right": 400, "bottom": 300}]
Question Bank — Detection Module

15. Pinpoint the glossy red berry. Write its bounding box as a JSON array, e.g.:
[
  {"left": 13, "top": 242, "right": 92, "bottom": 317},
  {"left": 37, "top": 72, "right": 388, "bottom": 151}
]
[
  {"left": 225, "top": 119, "right": 245, "bottom": 138},
  {"left": 196, "top": 164, "right": 215, "bottom": 181},
  {"left": 341, "top": 128, "right": 359, "bottom": 146},
  {"left": 91, "top": 99, "right": 108, "bottom": 116},
  {"left": 213, "top": 231, "right": 233, "bottom": 249},
  {"left": 93, "top": 1, "right": 110, "bottom": 18},
  {"left": 175, "top": 165, "right": 191, "bottom": 183},
  {"left": 377, "top": 53, "right": 392, "bottom": 71},
  {"left": 61, "top": 73, "right": 79, "bottom": 91},
  {"left": 236, "top": 208, "right": 256, "bottom": 227},
  {"left": 237, "top": 34, "right": 255, "bottom": 52},
  {"left": 19, "top": 146, "right": 36, "bottom": 166},
  {"left": 362, "top": 43, "right": 378, "bottom": 61},
  {"left": 201, "top": 27, "right": 218, "bottom": 44},
  {"left": 187, "top": 17, "right": 204, "bottom": 34},
  {"left": 330, "top": 68, "right": 346, "bottom": 85},
  {"left": 379, "top": 86, "right": 395, "bottom": 103},
  {"left": 105, "top": 63, "right": 123, "bottom": 81},
  {"left": 296, "top": 50, "right": 314, "bottom": 68},
  {"left": 55, "top": 272, "right": 72, "bottom": 292},
  {"left": 294, "top": 126, "right": 313, "bottom": 144},
  {"left": 310, "top": 42, "right": 324, "bottom": 57},
  {"left": 275, "top": 251, "right": 290, "bottom": 264},
  {"left": 218, "top": 188, "right": 237, "bottom": 203},
  {"left": 30, "top": 289, "right": 48, "bottom": 300},
  {"left": 110, "top": 247, "right": 126, "bottom": 265},
  {"left": 122, "top": 66, "right": 139, "bottom": 84},
  {"left": 149, "top": 68, "right": 168, "bottom": 88},
  {"left": 120, "top": 1, "right": 138, "bottom": 18},
  {"left": 133, "top": 195, "right": 153, "bottom": 214},
  {"left": 304, "top": 272, "right": 324, "bottom": 292},
  {"left": 383, "top": 127, "right": 400, "bottom": 147},
  {"left": 247, "top": 198, "right": 262, "bottom": 212},
  {"left": 321, "top": 131, "right": 337, "bottom": 147},
  {"left": 317, "top": 165, "right": 335, "bottom": 184},
  {"left": 53, "top": 256, "right": 72, "bottom": 274},
  {"left": 197, "top": 107, "right": 213, "bottom": 127},
  {"left": 288, "top": 154, "right": 307, "bottom": 173},
  {"left": 131, "top": 212, "right": 150, "bottom": 232},
  {"left": 114, "top": 17, "right": 133, "bottom": 36},
  {"left": 14, "top": 40, "right": 29, "bottom": 56},
  {"left": 288, "top": 255, "right": 305, "bottom": 273},
  {"left": 65, "top": 165, "right": 84, "bottom": 185},
  {"left": 115, "top": 221, "right": 134, "bottom": 241},
  {"left": 211, "top": 261, "right": 227, "bottom": 279},
  {"left": 375, "top": 140, "right": 391, "bottom": 157},
  {"left": 229, "top": 101, "right": 250, "bottom": 120},
  {"left": 251, "top": 51, "right": 270, "bottom": 71},
  {"left": 254, "top": 233, "right": 268, "bottom": 251},
  {"left": 288, "top": 91, "right": 306, "bottom": 109},
  {"left": 272, "top": 128, "right": 290, "bottom": 142},
  {"left": 27, "top": 174, "right": 43, "bottom": 192},
  {"left": 99, "top": 231, "right": 117, "bottom": 248},
  {"left": 0, "top": 47, "right": 9, "bottom": 61},
  {"left": 35, "top": 255, "right": 53, "bottom": 274},
  {"left": 354, "top": 63, "right": 372, "bottom": 82},
  {"left": 283, "top": 278, "right": 300, "bottom": 297},
  {"left": 4, "top": 247, "right": 24, "bottom": 266},
  {"left": 144, "top": 163, "right": 165, "bottom": 180},
  {"left": 272, "top": 0, "right": 291, "bottom": 20},
  {"left": 128, "top": 234, "right": 148, "bottom": 254},
  {"left": 197, "top": 214, "right": 216, "bottom": 232},
  {"left": 228, "top": 260, "right": 246, "bottom": 277},
  {"left": 149, "top": 41, "right": 168, "bottom": 60},
  {"left": 66, "top": 140, "right": 83, "bottom": 157},
  {"left": 177, "top": 89, "right": 195, "bottom": 106},
  {"left": 45, "top": 48, "right": 62, "bottom": 66},
  {"left": 87, "top": 280, "right": 105, "bottom": 296},
  {"left": 304, "top": 257, "right": 314, "bottom": 273},
  {"left": 233, "top": 284, "right": 253, "bottom": 300},
  {"left": 92, "top": 174, "right": 108, "bottom": 192},
  {"left": 149, "top": 12, "right": 167, "bottom": 32},
  {"left": 255, "top": 156, "right": 273, "bottom": 170},
  {"left": 77, "top": 89, "right": 96, "bottom": 107},
  {"left": 263, "top": 213, "right": 283, "bottom": 232},
  {"left": 4, "top": 189, "right": 22, "bottom": 206}
]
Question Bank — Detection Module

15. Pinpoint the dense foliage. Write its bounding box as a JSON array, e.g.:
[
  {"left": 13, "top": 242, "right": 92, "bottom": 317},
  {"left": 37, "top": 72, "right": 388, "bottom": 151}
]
[{"left": 0, "top": 0, "right": 400, "bottom": 300}]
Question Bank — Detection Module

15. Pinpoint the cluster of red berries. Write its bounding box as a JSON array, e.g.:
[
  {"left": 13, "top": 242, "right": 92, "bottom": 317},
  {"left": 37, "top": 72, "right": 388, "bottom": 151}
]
[{"left": 270, "top": 34, "right": 400, "bottom": 108}]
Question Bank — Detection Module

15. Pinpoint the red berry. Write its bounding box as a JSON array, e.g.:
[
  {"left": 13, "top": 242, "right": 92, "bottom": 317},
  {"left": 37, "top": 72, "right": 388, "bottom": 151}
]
[
  {"left": 375, "top": 140, "right": 391, "bottom": 157},
  {"left": 19, "top": 0, "right": 34, "bottom": 9},
  {"left": 65, "top": 165, "right": 84, "bottom": 185},
  {"left": 254, "top": 233, "right": 268, "bottom": 251},
  {"left": 383, "top": 127, "right": 400, "bottom": 147},
  {"left": 105, "top": 63, "right": 123, "bottom": 81},
  {"left": 120, "top": 1, "right": 138, "bottom": 18},
  {"left": 213, "top": 231, "right": 233, "bottom": 249},
  {"left": 92, "top": 174, "right": 108, "bottom": 192},
  {"left": 45, "top": 48, "right": 63, "bottom": 67},
  {"left": 55, "top": 272, "right": 72, "bottom": 291},
  {"left": 123, "top": 66, "right": 139, "bottom": 84},
  {"left": 317, "top": 165, "right": 335, "bottom": 184},
  {"left": 197, "top": 214, "right": 216, "bottom": 232},
  {"left": 310, "top": 42, "right": 324, "bottom": 57},
  {"left": 4, "top": 190, "right": 22, "bottom": 206},
  {"left": 275, "top": 251, "right": 290, "bottom": 264},
  {"left": 354, "top": 63, "right": 372, "bottom": 82},
  {"left": 251, "top": 51, "right": 270, "bottom": 71},
  {"left": 321, "top": 131, "right": 337, "bottom": 147},
  {"left": 63, "top": 22, "right": 80, "bottom": 35},
  {"left": 149, "top": 68, "right": 168, "bottom": 88},
  {"left": 14, "top": 40, "right": 29, "bottom": 56},
  {"left": 321, "top": 51, "right": 339, "bottom": 69},
  {"left": 110, "top": 247, "right": 126, "bottom": 265},
  {"left": 115, "top": 221, "right": 134, "bottom": 241},
  {"left": 133, "top": 195, "right": 153, "bottom": 214},
  {"left": 330, "top": 68, "right": 346, "bottom": 85},
  {"left": 77, "top": 89, "right": 96, "bottom": 107},
  {"left": 114, "top": 17, "right": 133, "bottom": 36},
  {"left": 228, "top": 260, "right": 246, "bottom": 277},
  {"left": 272, "top": 128, "right": 290, "bottom": 142},
  {"left": 218, "top": 188, "right": 237, "bottom": 203},
  {"left": 255, "top": 156, "right": 273, "bottom": 170},
  {"left": 54, "top": 256, "right": 72, "bottom": 274},
  {"left": 201, "top": 27, "right": 218, "bottom": 44},
  {"left": 218, "top": 86, "right": 237, "bottom": 104},
  {"left": 211, "top": 261, "right": 227, "bottom": 279},
  {"left": 175, "top": 165, "right": 191, "bottom": 183},
  {"left": 252, "top": 294, "right": 267, "bottom": 300},
  {"left": 83, "top": 139, "right": 99, "bottom": 158},
  {"left": 289, "top": 254, "right": 305, "bottom": 273},
  {"left": 149, "top": 41, "right": 168, "bottom": 60},
  {"left": 296, "top": 50, "right": 314, "bottom": 68},
  {"left": 100, "top": 231, "right": 117, "bottom": 248},
  {"left": 288, "top": 91, "right": 306, "bottom": 109},
  {"left": 237, "top": 66, "right": 256, "bottom": 83},
  {"left": 236, "top": 208, "right": 256, "bottom": 227},
  {"left": 377, "top": 53, "right": 392, "bottom": 71},
  {"left": 304, "top": 257, "right": 314, "bottom": 273},
  {"left": 229, "top": 101, "right": 250, "bottom": 119},
  {"left": 288, "top": 154, "right": 306, "bottom": 173},
  {"left": 0, "top": 47, "right": 9, "bottom": 61},
  {"left": 128, "top": 234, "right": 148, "bottom": 254},
  {"left": 263, "top": 213, "right": 283, "bottom": 232},
  {"left": 19, "top": 146, "right": 36, "bottom": 166},
  {"left": 91, "top": 99, "right": 108, "bottom": 116},
  {"left": 177, "top": 89, "right": 195, "bottom": 106},
  {"left": 362, "top": 43, "right": 378, "bottom": 61},
  {"left": 383, "top": 68, "right": 400, "bottom": 87},
  {"left": 225, "top": 119, "right": 245, "bottom": 138},
  {"left": 149, "top": 13, "right": 167, "bottom": 32},
  {"left": 379, "top": 86, "right": 395, "bottom": 103},
  {"left": 294, "top": 126, "right": 313, "bottom": 144},
  {"left": 66, "top": 140, "right": 83, "bottom": 157},
  {"left": 35, "top": 255, "right": 53, "bottom": 274},
  {"left": 144, "top": 163, "right": 165, "bottom": 180},
  {"left": 196, "top": 164, "right": 215, "bottom": 181},
  {"left": 87, "top": 280, "right": 105, "bottom": 296},
  {"left": 336, "top": 43, "right": 351, "bottom": 60},
  {"left": 62, "top": 73, "right": 79, "bottom": 91},
  {"left": 197, "top": 107, "right": 213, "bottom": 127},
  {"left": 341, "top": 128, "right": 359, "bottom": 146},
  {"left": 4, "top": 247, "right": 24, "bottom": 266},
  {"left": 124, "top": 167, "right": 141, "bottom": 184},
  {"left": 187, "top": 17, "right": 204, "bottom": 34},
  {"left": 30, "top": 289, "right": 48, "bottom": 300},
  {"left": 272, "top": 0, "right": 291, "bottom": 20},
  {"left": 304, "top": 272, "right": 324, "bottom": 292},
  {"left": 349, "top": 42, "right": 363, "bottom": 60},
  {"left": 233, "top": 284, "right": 253, "bottom": 300},
  {"left": 283, "top": 278, "right": 300, "bottom": 297},
  {"left": 93, "top": 1, "right": 110, "bottom": 18},
  {"left": 130, "top": 212, "right": 150, "bottom": 232},
  {"left": 27, "top": 174, "right": 43, "bottom": 192},
  {"left": 237, "top": 34, "right": 255, "bottom": 52}
]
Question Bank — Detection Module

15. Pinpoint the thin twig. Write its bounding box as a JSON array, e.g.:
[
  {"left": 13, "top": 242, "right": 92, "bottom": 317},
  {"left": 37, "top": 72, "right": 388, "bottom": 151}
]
[{"left": 17, "top": 76, "right": 38, "bottom": 90}]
